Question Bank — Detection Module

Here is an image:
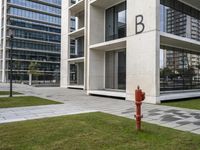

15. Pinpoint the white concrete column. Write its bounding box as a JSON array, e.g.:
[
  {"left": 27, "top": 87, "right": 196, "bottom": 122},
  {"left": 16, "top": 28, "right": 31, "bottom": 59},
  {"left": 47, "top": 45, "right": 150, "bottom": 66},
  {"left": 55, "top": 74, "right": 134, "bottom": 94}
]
[
  {"left": 1, "top": 0, "right": 8, "bottom": 82},
  {"left": 126, "top": 0, "right": 160, "bottom": 104},
  {"left": 87, "top": 49, "right": 105, "bottom": 91},
  {"left": 75, "top": 17, "right": 78, "bottom": 30},
  {"left": 0, "top": 0, "right": 2, "bottom": 81},
  {"left": 87, "top": 3, "right": 105, "bottom": 92},
  {"left": 0, "top": 1, "right": 2, "bottom": 50},
  {"left": 60, "top": 0, "right": 70, "bottom": 87},
  {"left": 29, "top": 73, "right": 32, "bottom": 86},
  {"left": 84, "top": 0, "right": 88, "bottom": 90}
]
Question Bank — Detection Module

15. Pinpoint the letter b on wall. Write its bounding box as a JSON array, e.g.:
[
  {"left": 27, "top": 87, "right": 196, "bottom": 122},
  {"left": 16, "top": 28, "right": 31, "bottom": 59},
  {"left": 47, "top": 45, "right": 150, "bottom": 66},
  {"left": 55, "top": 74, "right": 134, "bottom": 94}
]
[{"left": 136, "top": 15, "right": 145, "bottom": 34}]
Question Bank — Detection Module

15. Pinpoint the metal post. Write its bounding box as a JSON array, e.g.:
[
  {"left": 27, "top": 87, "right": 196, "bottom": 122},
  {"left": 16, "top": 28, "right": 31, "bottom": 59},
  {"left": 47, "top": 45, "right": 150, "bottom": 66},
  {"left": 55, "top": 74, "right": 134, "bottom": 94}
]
[{"left": 10, "top": 34, "right": 14, "bottom": 97}]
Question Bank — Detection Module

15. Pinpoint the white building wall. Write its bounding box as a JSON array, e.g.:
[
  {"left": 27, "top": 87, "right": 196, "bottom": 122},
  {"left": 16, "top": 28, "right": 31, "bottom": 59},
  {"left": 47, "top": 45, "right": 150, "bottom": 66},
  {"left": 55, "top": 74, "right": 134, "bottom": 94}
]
[
  {"left": 1, "top": 0, "right": 8, "bottom": 82},
  {"left": 0, "top": 0, "right": 2, "bottom": 48},
  {"left": 61, "top": 0, "right": 200, "bottom": 104},
  {"left": 60, "top": 0, "right": 70, "bottom": 87},
  {"left": 86, "top": 0, "right": 160, "bottom": 103},
  {"left": 126, "top": 0, "right": 160, "bottom": 103},
  {"left": 84, "top": 0, "right": 88, "bottom": 90},
  {"left": 61, "top": 0, "right": 88, "bottom": 89}
]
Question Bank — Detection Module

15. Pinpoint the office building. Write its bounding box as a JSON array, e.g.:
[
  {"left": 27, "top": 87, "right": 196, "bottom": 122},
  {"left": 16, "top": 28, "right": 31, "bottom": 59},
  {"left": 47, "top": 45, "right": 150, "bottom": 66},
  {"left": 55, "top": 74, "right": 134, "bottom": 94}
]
[
  {"left": 61, "top": 0, "right": 200, "bottom": 103},
  {"left": 0, "top": 0, "right": 61, "bottom": 83}
]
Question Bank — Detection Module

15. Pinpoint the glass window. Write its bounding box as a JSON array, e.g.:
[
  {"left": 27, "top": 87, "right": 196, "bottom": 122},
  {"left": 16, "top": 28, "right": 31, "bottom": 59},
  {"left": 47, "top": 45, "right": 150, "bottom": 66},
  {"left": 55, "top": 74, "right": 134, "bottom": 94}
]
[
  {"left": 105, "top": 2, "right": 126, "bottom": 41},
  {"left": 9, "top": 0, "right": 61, "bottom": 14},
  {"left": 69, "top": 62, "right": 84, "bottom": 85},
  {"left": 69, "top": 37, "right": 84, "bottom": 58},
  {"left": 10, "top": 18, "right": 61, "bottom": 33},
  {"left": 160, "top": 46, "right": 200, "bottom": 91},
  {"left": 9, "top": 7, "right": 61, "bottom": 25},
  {"left": 160, "top": 0, "right": 200, "bottom": 42},
  {"left": 105, "top": 49, "right": 126, "bottom": 90},
  {"left": 11, "top": 39, "right": 60, "bottom": 52}
]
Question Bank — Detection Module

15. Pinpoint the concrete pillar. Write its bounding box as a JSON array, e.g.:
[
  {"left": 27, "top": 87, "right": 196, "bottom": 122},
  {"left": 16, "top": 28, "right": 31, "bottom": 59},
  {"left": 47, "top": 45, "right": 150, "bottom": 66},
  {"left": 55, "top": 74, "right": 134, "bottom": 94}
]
[
  {"left": 87, "top": 4, "right": 105, "bottom": 91},
  {"left": 126, "top": 0, "right": 160, "bottom": 104},
  {"left": 60, "top": 0, "right": 70, "bottom": 87},
  {"left": 1, "top": 0, "right": 8, "bottom": 82},
  {"left": 87, "top": 49, "right": 105, "bottom": 90},
  {"left": 29, "top": 74, "right": 32, "bottom": 86}
]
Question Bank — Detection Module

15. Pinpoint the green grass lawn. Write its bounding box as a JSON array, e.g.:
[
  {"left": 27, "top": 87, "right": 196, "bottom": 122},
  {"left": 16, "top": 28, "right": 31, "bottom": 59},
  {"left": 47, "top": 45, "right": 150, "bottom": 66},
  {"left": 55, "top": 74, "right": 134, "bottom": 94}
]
[
  {"left": 0, "top": 112, "right": 199, "bottom": 150},
  {"left": 0, "top": 91, "right": 22, "bottom": 95},
  {"left": 0, "top": 96, "right": 62, "bottom": 108},
  {"left": 162, "top": 98, "right": 200, "bottom": 110}
]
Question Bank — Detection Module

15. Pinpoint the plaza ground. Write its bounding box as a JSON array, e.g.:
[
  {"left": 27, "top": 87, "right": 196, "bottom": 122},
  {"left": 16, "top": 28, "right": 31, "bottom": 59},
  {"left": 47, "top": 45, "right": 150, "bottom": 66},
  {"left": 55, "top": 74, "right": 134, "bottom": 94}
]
[
  {"left": 0, "top": 112, "right": 200, "bottom": 150},
  {"left": 0, "top": 83, "right": 200, "bottom": 135}
]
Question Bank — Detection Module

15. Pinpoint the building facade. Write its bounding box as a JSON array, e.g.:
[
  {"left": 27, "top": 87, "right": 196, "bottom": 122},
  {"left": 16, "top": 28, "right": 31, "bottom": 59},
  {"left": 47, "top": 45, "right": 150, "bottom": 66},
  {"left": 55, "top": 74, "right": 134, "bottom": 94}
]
[
  {"left": 0, "top": 0, "right": 61, "bottom": 83},
  {"left": 61, "top": 0, "right": 200, "bottom": 103}
]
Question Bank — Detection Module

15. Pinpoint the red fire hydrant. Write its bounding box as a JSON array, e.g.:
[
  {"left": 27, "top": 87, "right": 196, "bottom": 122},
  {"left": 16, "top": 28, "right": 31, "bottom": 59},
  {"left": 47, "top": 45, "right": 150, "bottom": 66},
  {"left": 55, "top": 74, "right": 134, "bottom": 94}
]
[{"left": 134, "top": 86, "right": 145, "bottom": 131}]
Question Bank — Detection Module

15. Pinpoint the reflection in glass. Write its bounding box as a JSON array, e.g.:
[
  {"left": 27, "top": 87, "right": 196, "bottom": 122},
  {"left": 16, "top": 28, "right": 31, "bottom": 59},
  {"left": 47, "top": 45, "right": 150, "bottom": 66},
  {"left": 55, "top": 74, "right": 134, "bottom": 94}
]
[
  {"left": 160, "top": 0, "right": 200, "bottom": 42},
  {"left": 8, "top": 0, "right": 61, "bottom": 14},
  {"left": 10, "top": 18, "right": 61, "bottom": 33},
  {"left": 9, "top": 7, "right": 61, "bottom": 24},
  {"left": 70, "top": 37, "right": 84, "bottom": 58},
  {"left": 160, "top": 46, "right": 200, "bottom": 91},
  {"left": 105, "top": 2, "right": 126, "bottom": 41}
]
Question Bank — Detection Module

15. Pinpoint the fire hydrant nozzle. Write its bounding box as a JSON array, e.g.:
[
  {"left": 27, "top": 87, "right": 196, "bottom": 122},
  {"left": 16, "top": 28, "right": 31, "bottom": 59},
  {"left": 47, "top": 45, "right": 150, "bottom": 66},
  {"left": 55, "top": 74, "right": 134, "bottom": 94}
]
[{"left": 134, "top": 86, "right": 145, "bottom": 131}]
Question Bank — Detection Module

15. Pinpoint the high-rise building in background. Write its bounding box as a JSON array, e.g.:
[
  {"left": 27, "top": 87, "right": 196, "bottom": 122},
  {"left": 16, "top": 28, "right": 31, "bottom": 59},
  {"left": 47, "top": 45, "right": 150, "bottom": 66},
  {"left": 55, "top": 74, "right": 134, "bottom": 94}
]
[{"left": 0, "top": 0, "right": 61, "bottom": 84}]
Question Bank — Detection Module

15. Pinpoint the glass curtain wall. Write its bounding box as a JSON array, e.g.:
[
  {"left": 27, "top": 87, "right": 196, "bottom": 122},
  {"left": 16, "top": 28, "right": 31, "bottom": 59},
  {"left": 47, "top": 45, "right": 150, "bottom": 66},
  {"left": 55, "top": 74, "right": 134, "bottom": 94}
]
[
  {"left": 6, "top": 0, "right": 61, "bottom": 83},
  {"left": 8, "top": 0, "right": 61, "bottom": 14},
  {"left": 40, "top": 0, "right": 61, "bottom": 5},
  {"left": 9, "top": 7, "right": 61, "bottom": 24},
  {"left": 10, "top": 18, "right": 61, "bottom": 33},
  {"left": 160, "top": 46, "right": 200, "bottom": 91},
  {"left": 160, "top": 0, "right": 200, "bottom": 42},
  {"left": 160, "top": 0, "right": 200, "bottom": 92},
  {"left": 105, "top": 49, "right": 126, "bottom": 90},
  {"left": 105, "top": 2, "right": 126, "bottom": 41}
]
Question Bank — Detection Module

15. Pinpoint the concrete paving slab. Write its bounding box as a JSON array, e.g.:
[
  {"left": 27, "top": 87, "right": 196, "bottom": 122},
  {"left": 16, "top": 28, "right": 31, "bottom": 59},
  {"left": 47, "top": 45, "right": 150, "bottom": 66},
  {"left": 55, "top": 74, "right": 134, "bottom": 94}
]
[
  {"left": 174, "top": 123, "right": 200, "bottom": 132},
  {"left": 191, "top": 128, "right": 200, "bottom": 134},
  {"left": 0, "top": 83, "right": 199, "bottom": 135}
]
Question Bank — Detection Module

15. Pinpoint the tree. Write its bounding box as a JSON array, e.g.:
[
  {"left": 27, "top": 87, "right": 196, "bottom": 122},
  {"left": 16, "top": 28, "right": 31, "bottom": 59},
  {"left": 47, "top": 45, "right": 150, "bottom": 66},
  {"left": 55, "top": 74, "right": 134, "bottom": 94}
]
[
  {"left": 184, "top": 67, "right": 196, "bottom": 79},
  {"left": 28, "top": 62, "right": 39, "bottom": 86},
  {"left": 160, "top": 67, "right": 173, "bottom": 79}
]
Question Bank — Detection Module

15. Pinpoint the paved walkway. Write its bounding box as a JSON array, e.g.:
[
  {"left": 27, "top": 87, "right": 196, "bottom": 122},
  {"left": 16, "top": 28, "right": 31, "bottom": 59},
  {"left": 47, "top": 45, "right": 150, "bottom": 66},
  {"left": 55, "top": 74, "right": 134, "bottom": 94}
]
[
  {"left": 0, "top": 83, "right": 200, "bottom": 135},
  {"left": 0, "top": 104, "right": 97, "bottom": 123}
]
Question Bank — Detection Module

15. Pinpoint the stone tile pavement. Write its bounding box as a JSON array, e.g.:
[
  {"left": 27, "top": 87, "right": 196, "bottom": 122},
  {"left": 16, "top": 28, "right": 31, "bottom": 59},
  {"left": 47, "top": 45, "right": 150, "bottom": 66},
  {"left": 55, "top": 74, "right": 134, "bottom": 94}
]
[
  {"left": 0, "top": 104, "right": 97, "bottom": 124},
  {"left": 0, "top": 83, "right": 200, "bottom": 135}
]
